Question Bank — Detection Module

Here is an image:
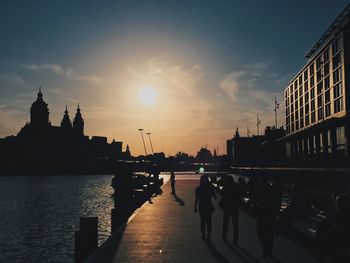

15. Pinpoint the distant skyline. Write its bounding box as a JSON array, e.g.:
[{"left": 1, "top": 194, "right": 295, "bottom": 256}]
[{"left": 0, "top": 0, "right": 349, "bottom": 155}]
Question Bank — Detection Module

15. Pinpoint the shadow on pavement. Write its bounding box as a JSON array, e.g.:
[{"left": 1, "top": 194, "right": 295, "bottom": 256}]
[
  {"left": 205, "top": 240, "right": 231, "bottom": 263},
  {"left": 225, "top": 242, "right": 255, "bottom": 263},
  {"left": 173, "top": 193, "right": 185, "bottom": 206}
]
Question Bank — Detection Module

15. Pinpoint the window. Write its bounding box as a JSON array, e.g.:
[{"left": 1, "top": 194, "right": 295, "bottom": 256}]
[
  {"left": 295, "top": 90, "right": 298, "bottom": 100},
  {"left": 325, "top": 104, "right": 331, "bottom": 117},
  {"left": 333, "top": 83, "right": 342, "bottom": 98},
  {"left": 300, "top": 106, "right": 304, "bottom": 116},
  {"left": 332, "top": 37, "right": 341, "bottom": 54},
  {"left": 299, "top": 97, "right": 303, "bottom": 107},
  {"left": 324, "top": 62, "right": 329, "bottom": 76},
  {"left": 311, "top": 112, "right": 316, "bottom": 123},
  {"left": 299, "top": 86, "right": 302, "bottom": 96},
  {"left": 300, "top": 118, "right": 304, "bottom": 128},
  {"left": 333, "top": 67, "right": 342, "bottom": 84},
  {"left": 295, "top": 100, "right": 298, "bottom": 108},
  {"left": 317, "top": 82, "right": 323, "bottom": 95},
  {"left": 296, "top": 120, "right": 299, "bottom": 130},
  {"left": 317, "top": 95, "right": 323, "bottom": 108},
  {"left": 318, "top": 108, "right": 324, "bottom": 120},
  {"left": 311, "top": 87, "right": 315, "bottom": 99},
  {"left": 310, "top": 63, "right": 314, "bottom": 75},
  {"left": 304, "top": 92, "right": 309, "bottom": 103},
  {"left": 299, "top": 75, "right": 302, "bottom": 84},
  {"left": 305, "top": 114, "right": 309, "bottom": 126},
  {"left": 310, "top": 75, "right": 315, "bottom": 87},
  {"left": 336, "top": 126, "right": 346, "bottom": 150},
  {"left": 317, "top": 69, "right": 322, "bottom": 82},
  {"left": 291, "top": 103, "right": 294, "bottom": 112},
  {"left": 311, "top": 99, "right": 315, "bottom": 111},
  {"left": 323, "top": 48, "right": 329, "bottom": 62},
  {"left": 304, "top": 81, "right": 308, "bottom": 93},
  {"left": 332, "top": 53, "right": 341, "bottom": 69},
  {"left": 324, "top": 76, "right": 330, "bottom": 90},
  {"left": 295, "top": 110, "right": 299, "bottom": 119},
  {"left": 334, "top": 98, "right": 343, "bottom": 113},
  {"left": 316, "top": 56, "right": 323, "bottom": 69},
  {"left": 325, "top": 90, "right": 330, "bottom": 103},
  {"left": 305, "top": 103, "right": 309, "bottom": 114},
  {"left": 304, "top": 70, "right": 308, "bottom": 80}
]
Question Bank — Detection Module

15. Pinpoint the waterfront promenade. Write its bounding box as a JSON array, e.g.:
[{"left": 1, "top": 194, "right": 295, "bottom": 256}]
[{"left": 88, "top": 175, "right": 318, "bottom": 263}]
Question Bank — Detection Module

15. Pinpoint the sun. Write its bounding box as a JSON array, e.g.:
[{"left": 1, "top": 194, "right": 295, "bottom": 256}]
[{"left": 138, "top": 85, "right": 158, "bottom": 107}]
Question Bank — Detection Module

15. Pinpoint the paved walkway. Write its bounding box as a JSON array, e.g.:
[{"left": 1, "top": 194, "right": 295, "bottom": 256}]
[{"left": 87, "top": 177, "right": 319, "bottom": 263}]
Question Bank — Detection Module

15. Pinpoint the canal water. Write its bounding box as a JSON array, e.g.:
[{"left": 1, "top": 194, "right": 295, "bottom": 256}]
[{"left": 0, "top": 175, "right": 114, "bottom": 263}]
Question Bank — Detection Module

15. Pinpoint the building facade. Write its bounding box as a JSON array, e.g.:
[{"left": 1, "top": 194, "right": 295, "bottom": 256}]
[
  {"left": 284, "top": 5, "right": 350, "bottom": 164},
  {"left": 0, "top": 89, "right": 124, "bottom": 174}
]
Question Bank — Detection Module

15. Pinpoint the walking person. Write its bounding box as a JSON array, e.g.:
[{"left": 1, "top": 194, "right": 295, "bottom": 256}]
[
  {"left": 253, "top": 174, "right": 280, "bottom": 261},
  {"left": 170, "top": 170, "right": 176, "bottom": 194},
  {"left": 220, "top": 175, "right": 241, "bottom": 245},
  {"left": 194, "top": 175, "right": 216, "bottom": 241}
]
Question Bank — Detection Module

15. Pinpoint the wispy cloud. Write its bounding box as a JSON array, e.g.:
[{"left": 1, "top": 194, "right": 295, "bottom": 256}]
[
  {"left": 20, "top": 63, "right": 104, "bottom": 84},
  {"left": 220, "top": 62, "right": 282, "bottom": 112},
  {"left": 0, "top": 72, "right": 26, "bottom": 86}
]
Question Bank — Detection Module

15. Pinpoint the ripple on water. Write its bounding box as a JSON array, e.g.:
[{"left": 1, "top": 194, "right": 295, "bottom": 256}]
[{"left": 0, "top": 175, "right": 114, "bottom": 263}]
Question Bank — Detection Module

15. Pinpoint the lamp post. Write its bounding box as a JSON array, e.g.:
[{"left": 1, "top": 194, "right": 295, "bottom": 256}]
[
  {"left": 257, "top": 114, "right": 261, "bottom": 136},
  {"left": 146, "top": 132, "right": 154, "bottom": 155},
  {"left": 274, "top": 94, "right": 280, "bottom": 129},
  {"left": 138, "top": 129, "right": 148, "bottom": 156}
]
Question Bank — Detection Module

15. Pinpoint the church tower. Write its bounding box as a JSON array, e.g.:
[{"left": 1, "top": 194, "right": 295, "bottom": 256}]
[
  {"left": 73, "top": 103, "right": 84, "bottom": 136},
  {"left": 30, "top": 87, "right": 50, "bottom": 128},
  {"left": 61, "top": 106, "right": 72, "bottom": 129}
]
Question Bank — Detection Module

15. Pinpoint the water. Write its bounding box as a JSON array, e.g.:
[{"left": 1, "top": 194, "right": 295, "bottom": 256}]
[{"left": 0, "top": 175, "right": 114, "bottom": 263}]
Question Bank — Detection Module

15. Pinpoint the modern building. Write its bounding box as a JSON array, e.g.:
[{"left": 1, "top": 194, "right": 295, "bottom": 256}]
[
  {"left": 0, "top": 88, "right": 125, "bottom": 174},
  {"left": 284, "top": 4, "right": 350, "bottom": 164}
]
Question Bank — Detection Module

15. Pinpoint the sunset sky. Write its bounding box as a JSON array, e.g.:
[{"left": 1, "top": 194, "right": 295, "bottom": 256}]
[{"left": 0, "top": 0, "right": 349, "bottom": 156}]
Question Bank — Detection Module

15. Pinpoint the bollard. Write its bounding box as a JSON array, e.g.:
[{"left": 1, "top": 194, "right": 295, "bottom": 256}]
[
  {"left": 111, "top": 208, "right": 117, "bottom": 233},
  {"left": 74, "top": 216, "right": 98, "bottom": 263}
]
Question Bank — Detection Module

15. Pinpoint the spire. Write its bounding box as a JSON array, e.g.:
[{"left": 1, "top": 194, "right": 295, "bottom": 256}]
[
  {"left": 73, "top": 103, "right": 84, "bottom": 136},
  {"left": 125, "top": 144, "right": 131, "bottom": 157},
  {"left": 37, "top": 86, "right": 43, "bottom": 100},
  {"left": 61, "top": 106, "right": 72, "bottom": 129},
  {"left": 234, "top": 127, "right": 240, "bottom": 138}
]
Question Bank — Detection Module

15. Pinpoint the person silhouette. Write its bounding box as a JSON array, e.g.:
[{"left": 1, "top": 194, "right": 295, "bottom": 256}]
[
  {"left": 253, "top": 174, "right": 280, "bottom": 260},
  {"left": 220, "top": 175, "right": 241, "bottom": 245},
  {"left": 194, "top": 175, "right": 216, "bottom": 241},
  {"left": 170, "top": 171, "right": 176, "bottom": 194}
]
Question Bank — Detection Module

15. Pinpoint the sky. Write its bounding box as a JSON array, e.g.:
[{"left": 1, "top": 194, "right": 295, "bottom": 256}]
[{"left": 0, "top": 0, "right": 349, "bottom": 156}]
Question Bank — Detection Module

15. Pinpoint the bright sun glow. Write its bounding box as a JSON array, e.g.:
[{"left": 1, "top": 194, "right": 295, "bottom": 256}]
[{"left": 138, "top": 85, "right": 158, "bottom": 107}]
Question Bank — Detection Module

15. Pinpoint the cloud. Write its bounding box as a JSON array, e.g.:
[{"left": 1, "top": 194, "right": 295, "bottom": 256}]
[
  {"left": 0, "top": 72, "right": 26, "bottom": 86},
  {"left": 220, "top": 62, "right": 283, "bottom": 112},
  {"left": 127, "top": 55, "right": 203, "bottom": 96},
  {"left": 20, "top": 63, "right": 103, "bottom": 84}
]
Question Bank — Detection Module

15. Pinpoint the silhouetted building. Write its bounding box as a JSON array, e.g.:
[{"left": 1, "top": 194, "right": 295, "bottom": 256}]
[
  {"left": 226, "top": 128, "right": 264, "bottom": 165},
  {"left": 0, "top": 89, "right": 125, "bottom": 175},
  {"left": 284, "top": 5, "right": 350, "bottom": 165},
  {"left": 261, "top": 126, "right": 286, "bottom": 164},
  {"left": 195, "top": 147, "right": 213, "bottom": 163}
]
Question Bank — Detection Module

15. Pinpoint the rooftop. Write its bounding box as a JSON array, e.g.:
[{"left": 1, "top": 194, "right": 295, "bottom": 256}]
[{"left": 305, "top": 4, "right": 350, "bottom": 59}]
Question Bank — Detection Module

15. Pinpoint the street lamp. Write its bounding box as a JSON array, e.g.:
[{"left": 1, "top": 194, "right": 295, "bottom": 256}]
[
  {"left": 146, "top": 132, "right": 154, "bottom": 155},
  {"left": 138, "top": 129, "right": 148, "bottom": 156}
]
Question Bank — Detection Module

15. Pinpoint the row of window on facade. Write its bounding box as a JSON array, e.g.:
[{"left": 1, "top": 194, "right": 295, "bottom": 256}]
[
  {"left": 286, "top": 126, "right": 347, "bottom": 158},
  {"left": 284, "top": 36, "right": 345, "bottom": 135}
]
